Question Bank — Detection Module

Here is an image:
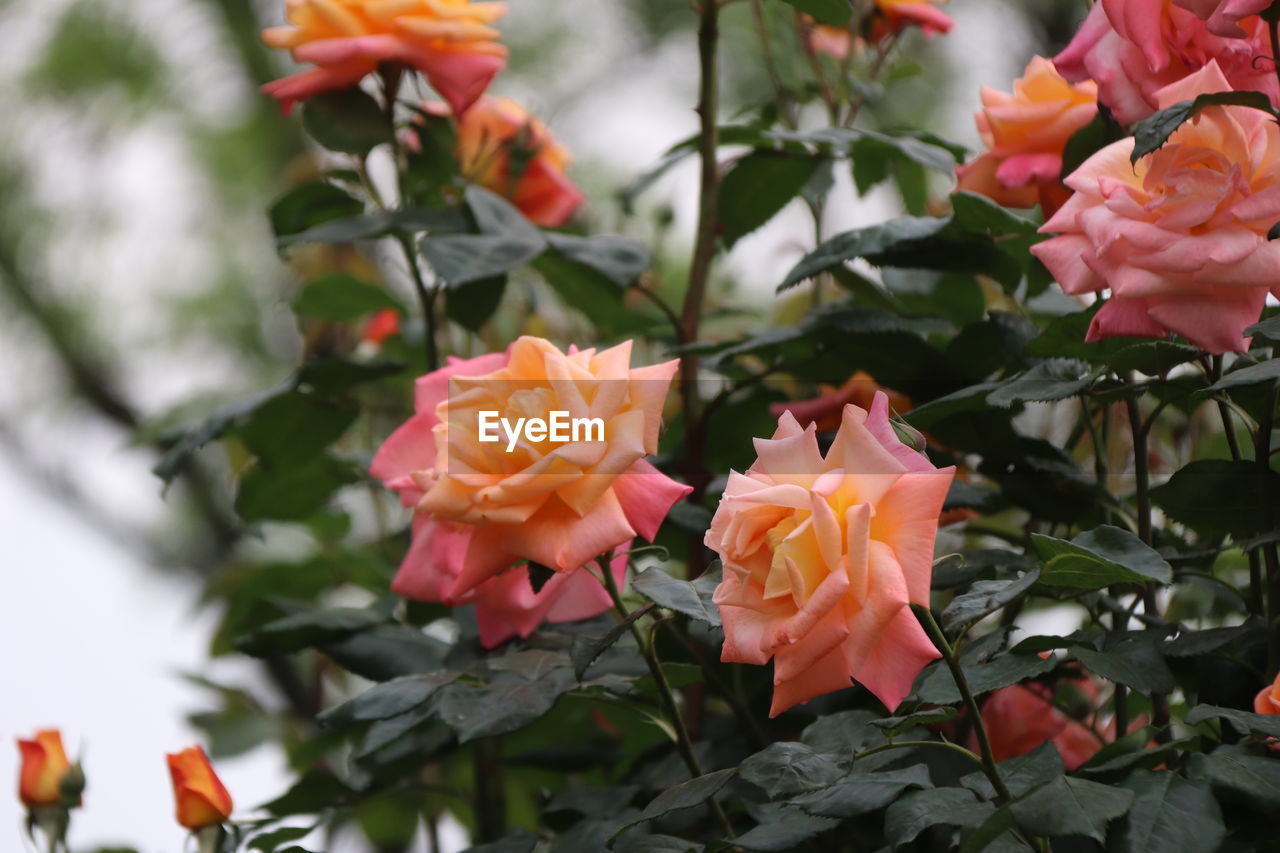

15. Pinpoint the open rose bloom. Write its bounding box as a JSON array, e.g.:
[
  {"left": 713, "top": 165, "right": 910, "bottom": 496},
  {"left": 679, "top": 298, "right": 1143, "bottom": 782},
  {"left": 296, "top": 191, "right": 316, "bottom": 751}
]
[
  {"left": 976, "top": 682, "right": 1104, "bottom": 771},
  {"left": 1175, "top": 0, "right": 1272, "bottom": 38},
  {"left": 956, "top": 56, "right": 1098, "bottom": 216},
  {"left": 262, "top": 0, "right": 507, "bottom": 116},
  {"left": 371, "top": 336, "right": 690, "bottom": 646},
  {"left": 433, "top": 96, "right": 583, "bottom": 227},
  {"left": 707, "top": 392, "right": 955, "bottom": 716},
  {"left": 1258, "top": 672, "right": 1280, "bottom": 714},
  {"left": 1054, "top": 0, "right": 1279, "bottom": 124},
  {"left": 1032, "top": 62, "right": 1280, "bottom": 354},
  {"left": 806, "top": 0, "right": 952, "bottom": 60}
]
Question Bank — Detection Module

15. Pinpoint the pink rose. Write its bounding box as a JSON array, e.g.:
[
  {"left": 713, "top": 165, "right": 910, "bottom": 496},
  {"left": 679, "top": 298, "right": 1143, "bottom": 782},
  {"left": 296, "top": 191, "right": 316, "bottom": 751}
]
[
  {"left": 1174, "top": 0, "right": 1272, "bottom": 38},
  {"left": 371, "top": 338, "right": 691, "bottom": 633},
  {"left": 261, "top": 0, "right": 508, "bottom": 116},
  {"left": 706, "top": 392, "right": 955, "bottom": 716},
  {"left": 956, "top": 56, "right": 1098, "bottom": 217},
  {"left": 1054, "top": 0, "right": 1279, "bottom": 124},
  {"left": 1031, "top": 61, "right": 1280, "bottom": 354},
  {"left": 975, "top": 683, "right": 1103, "bottom": 771}
]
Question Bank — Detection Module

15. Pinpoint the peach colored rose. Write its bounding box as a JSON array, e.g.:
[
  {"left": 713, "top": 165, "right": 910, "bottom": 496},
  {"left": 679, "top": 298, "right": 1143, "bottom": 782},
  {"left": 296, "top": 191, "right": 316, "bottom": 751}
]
[
  {"left": 867, "top": 0, "right": 954, "bottom": 42},
  {"left": 956, "top": 56, "right": 1098, "bottom": 217},
  {"left": 167, "top": 747, "right": 233, "bottom": 830},
  {"left": 1257, "top": 672, "right": 1280, "bottom": 714},
  {"left": 425, "top": 96, "right": 583, "bottom": 227},
  {"left": 1054, "top": 0, "right": 1279, "bottom": 124},
  {"left": 261, "top": 0, "right": 507, "bottom": 116},
  {"left": 372, "top": 337, "right": 691, "bottom": 611},
  {"left": 770, "top": 371, "right": 911, "bottom": 434},
  {"left": 1031, "top": 62, "right": 1280, "bottom": 354},
  {"left": 16, "top": 730, "right": 73, "bottom": 809},
  {"left": 975, "top": 684, "right": 1104, "bottom": 771},
  {"left": 707, "top": 391, "right": 955, "bottom": 716},
  {"left": 1174, "top": 0, "right": 1272, "bottom": 38}
]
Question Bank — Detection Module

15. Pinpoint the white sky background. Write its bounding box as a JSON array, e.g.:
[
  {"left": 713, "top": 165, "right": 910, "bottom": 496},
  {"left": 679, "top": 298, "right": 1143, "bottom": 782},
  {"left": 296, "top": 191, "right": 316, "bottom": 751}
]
[{"left": 0, "top": 0, "right": 1034, "bottom": 850}]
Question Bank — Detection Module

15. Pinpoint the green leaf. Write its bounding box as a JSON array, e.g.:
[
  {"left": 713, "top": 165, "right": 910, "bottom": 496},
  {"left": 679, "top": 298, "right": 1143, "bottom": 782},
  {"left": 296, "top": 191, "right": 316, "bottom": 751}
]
[
  {"left": 633, "top": 768, "right": 736, "bottom": 824},
  {"left": 269, "top": 182, "right": 364, "bottom": 239},
  {"left": 800, "top": 710, "right": 884, "bottom": 754},
  {"left": 1185, "top": 704, "right": 1280, "bottom": 738},
  {"left": 791, "top": 765, "right": 933, "bottom": 819},
  {"left": 869, "top": 705, "right": 958, "bottom": 736},
  {"left": 884, "top": 787, "right": 994, "bottom": 847},
  {"left": 631, "top": 565, "right": 723, "bottom": 627},
  {"left": 962, "top": 742, "right": 1066, "bottom": 800},
  {"left": 1150, "top": 459, "right": 1280, "bottom": 539},
  {"left": 447, "top": 275, "right": 506, "bottom": 332},
  {"left": 460, "top": 829, "right": 540, "bottom": 853},
  {"left": 1032, "top": 525, "right": 1172, "bottom": 589},
  {"left": 277, "top": 208, "right": 461, "bottom": 247},
  {"left": 719, "top": 152, "right": 822, "bottom": 246},
  {"left": 532, "top": 252, "right": 653, "bottom": 335},
  {"left": 1108, "top": 770, "right": 1225, "bottom": 853},
  {"left": 236, "top": 607, "right": 385, "bottom": 657},
  {"left": 301, "top": 86, "right": 392, "bottom": 155},
  {"left": 292, "top": 273, "right": 403, "bottom": 321},
  {"left": 941, "top": 570, "right": 1041, "bottom": 634},
  {"left": 1071, "top": 639, "right": 1174, "bottom": 695},
  {"left": 776, "top": 0, "right": 852, "bottom": 26},
  {"left": 1010, "top": 776, "right": 1133, "bottom": 842},
  {"left": 295, "top": 358, "right": 405, "bottom": 395},
  {"left": 421, "top": 233, "right": 545, "bottom": 284},
  {"left": 739, "top": 742, "right": 846, "bottom": 798},
  {"left": 950, "top": 192, "right": 1037, "bottom": 236},
  {"left": 987, "top": 360, "right": 1095, "bottom": 407},
  {"left": 152, "top": 390, "right": 280, "bottom": 484},
  {"left": 234, "top": 455, "right": 360, "bottom": 523},
  {"left": 1245, "top": 313, "right": 1280, "bottom": 342},
  {"left": 466, "top": 185, "right": 542, "bottom": 239},
  {"left": 545, "top": 233, "right": 651, "bottom": 286},
  {"left": 780, "top": 216, "right": 949, "bottom": 290},
  {"left": 431, "top": 651, "right": 576, "bottom": 742},
  {"left": 1189, "top": 746, "right": 1280, "bottom": 809},
  {"left": 236, "top": 393, "right": 357, "bottom": 468},
  {"left": 1205, "top": 357, "right": 1280, "bottom": 392},
  {"left": 319, "top": 672, "right": 457, "bottom": 726},
  {"left": 248, "top": 827, "right": 315, "bottom": 853},
  {"left": 1131, "top": 91, "right": 1278, "bottom": 162},
  {"left": 570, "top": 604, "right": 649, "bottom": 680},
  {"left": 916, "top": 643, "right": 1056, "bottom": 704},
  {"left": 1060, "top": 107, "right": 1128, "bottom": 179},
  {"left": 734, "top": 805, "right": 839, "bottom": 850},
  {"left": 261, "top": 771, "right": 352, "bottom": 816}
]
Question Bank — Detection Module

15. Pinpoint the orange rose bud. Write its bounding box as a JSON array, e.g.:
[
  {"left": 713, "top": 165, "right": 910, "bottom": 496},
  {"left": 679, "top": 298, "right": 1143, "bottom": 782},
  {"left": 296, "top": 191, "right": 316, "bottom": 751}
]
[
  {"left": 17, "top": 730, "right": 74, "bottom": 809},
  {"left": 1256, "top": 672, "right": 1280, "bottom": 715},
  {"left": 167, "top": 747, "right": 233, "bottom": 830}
]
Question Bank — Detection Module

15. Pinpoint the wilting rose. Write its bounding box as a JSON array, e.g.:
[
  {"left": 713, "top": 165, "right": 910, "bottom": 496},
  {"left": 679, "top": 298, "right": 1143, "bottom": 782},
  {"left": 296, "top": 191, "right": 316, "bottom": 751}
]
[
  {"left": 1031, "top": 62, "right": 1280, "bottom": 354},
  {"left": 1054, "top": 0, "right": 1278, "bottom": 124},
  {"left": 975, "top": 683, "right": 1103, "bottom": 771},
  {"left": 261, "top": 0, "right": 507, "bottom": 116},
  {"left": 707, "top": 392, "right": 955, "bottom": 716},
  {"left": 427, "top": 96, "right": 583, "bottom": 227},
  {"left": 770, "top": 371, "right": 911, "bottom": 434},
  {"left": 17, "top": 731, "right": 73, "bottom": 809},
  {"left": 956, "top": 56, "right": 1098, "bottom": 216},
  {"left": 167, "top": 747, "right": 233, "bottom": 830},
  {"left": 1174, "top": 0, "right": 1272, "bottom": 38},
  {"left": 1257, "top": 672, "right": 1280, "bottom": 714},
  {"left": 372, "top": 337, "right": 690, "bottom": 612},
  {"left": 805, "top": 0, "right": 952, "bottom": 59}
]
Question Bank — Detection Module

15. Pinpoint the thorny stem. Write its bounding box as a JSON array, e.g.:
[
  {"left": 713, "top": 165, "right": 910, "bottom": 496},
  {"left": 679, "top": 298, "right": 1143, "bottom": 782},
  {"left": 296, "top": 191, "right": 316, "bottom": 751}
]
[
  {"left": 678, "top": 0, "right": 722, "bottom": 576},
  {"left": 598, "top": 562, "right": 735, "bottom": 838},
  {"left": 912, "top": 605, "right": 1013, "bottom": 803}
]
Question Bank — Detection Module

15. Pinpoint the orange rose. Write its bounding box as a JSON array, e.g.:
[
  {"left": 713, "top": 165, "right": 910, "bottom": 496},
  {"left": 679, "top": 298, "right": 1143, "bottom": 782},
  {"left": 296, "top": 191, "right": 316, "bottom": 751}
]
[
  {"left": 975, "top": 684, "right": 1103, "bottom": 771},
  {"left": 261, "top": 0, "right": 507, "bottom": 116},
  {"left": 770, "top": 372, "right": 910, "bottom": 434},
  {"left": 167, "top": 747, "right": 233, "bottom": 831},
  {"left": 16, "top": 730, "right": 74, "bottom": 809},
  {"left": 956, "top": 56, "right": 1098, "bottom": 217},
  {"left": 1256, "top": 672, "right": 1280, "bottom": 715},
  {"left": 450, "top": 97, "right": 583, "bottom": 227},
  {"left": 805, "top": 0, "right": 952, "bottom": 59},
  {"left": 707, "top": 392, "right": 954, "bottom": 715},
  {"left": 371, "top": 337, "right": 691, "bottom": 601}
]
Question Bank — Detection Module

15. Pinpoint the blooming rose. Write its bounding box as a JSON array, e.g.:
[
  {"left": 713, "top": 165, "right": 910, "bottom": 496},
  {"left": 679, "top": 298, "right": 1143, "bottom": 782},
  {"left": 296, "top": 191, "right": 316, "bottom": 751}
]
[
  {"left": 976, "top": 683, "right": 1103, "bottom": 771},
  {"left": 1054, "top": 0, "right": 1279, "bottom": 124},
  {"left": 1031, "top": 62, "right": 1280, "bottom": 354},
  {"left": 1257, "top": 671, "right": 1280, "bottom": 714},
  {"left": 806, "top": 0, "right": 953, "bottom": 59},
  {"left": 372, "top": 337, "right": 691, "bottom": 614},
  {"left": 261, "top": 0, "right": 507, "bottom": 116},
  {"left": 167, "top": 746, "right": 233, "bottom": 830},
  {"left": 707, "top": 391, "right": 955, "bottom": 716},
  {"left": 770, "top": 371, "right": 911, "bottom": 434},
  {"left": 17, "top": 730, "right": 74, "bottom": 809},
  {"left": 956, "top": 56, "right": 1098, "bottom": 216},
  {"left": 1174, "top": 0, "right": 1272, "bottom": 38},
  {"left": 425, "top": 96, "right": 584, "bottom": 227}
]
